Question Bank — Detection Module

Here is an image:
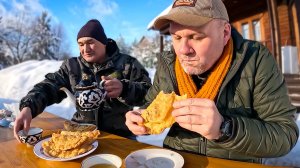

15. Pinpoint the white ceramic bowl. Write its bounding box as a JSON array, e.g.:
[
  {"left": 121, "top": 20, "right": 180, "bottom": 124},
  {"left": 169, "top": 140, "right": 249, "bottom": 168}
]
[
  {"left": 81, "top": 154, "right": 122, "bottom": 168},
  {"left": 17, "top": 127, "right": 43, "bottom": 145}
]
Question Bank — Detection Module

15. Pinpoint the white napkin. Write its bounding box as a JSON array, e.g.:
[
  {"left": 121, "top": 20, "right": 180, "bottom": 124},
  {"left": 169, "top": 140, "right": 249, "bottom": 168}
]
[{"left": 136, "top": 128, "right": 170, "bottom": 147}]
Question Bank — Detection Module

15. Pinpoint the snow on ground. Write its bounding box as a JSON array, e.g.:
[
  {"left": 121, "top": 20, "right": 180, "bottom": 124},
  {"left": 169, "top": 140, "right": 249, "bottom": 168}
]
[
  {"left": 0, "top": 60, "right": 75, "bottom": 119},
  {"left": 0, "top": 60, "right": 299, "bottom": 166}
]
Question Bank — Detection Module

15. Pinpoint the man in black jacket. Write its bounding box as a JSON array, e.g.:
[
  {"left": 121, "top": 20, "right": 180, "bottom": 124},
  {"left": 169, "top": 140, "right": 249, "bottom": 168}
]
[{"left": 14, "top": 19, "right": 151, "bottom": 139}]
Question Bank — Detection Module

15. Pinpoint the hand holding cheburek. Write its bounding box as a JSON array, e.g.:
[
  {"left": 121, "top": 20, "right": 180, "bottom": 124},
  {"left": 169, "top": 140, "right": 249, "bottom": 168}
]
[
  {"left": 126, "top": 91, "right": 187, "bottom": 135},
  {"left": 172, "top": 98, "right": 224, "bottom": 140},
  {"left": 125, "top": 109, "right": 147, "bottom": 135},
  {"left": 127, "top": 92, "right": 224, "bottom": 139}
]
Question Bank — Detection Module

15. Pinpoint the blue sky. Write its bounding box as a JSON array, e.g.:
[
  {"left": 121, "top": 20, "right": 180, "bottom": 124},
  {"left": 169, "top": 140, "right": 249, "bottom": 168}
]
[{"left": 0, "top": 0, "right": 172, "bottom": 56}]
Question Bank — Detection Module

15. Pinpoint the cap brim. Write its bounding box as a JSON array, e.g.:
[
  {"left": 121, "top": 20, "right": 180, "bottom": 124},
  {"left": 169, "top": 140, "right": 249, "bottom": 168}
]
[{"left": 153, "top": 12, "right": 213, "bottom": 30}]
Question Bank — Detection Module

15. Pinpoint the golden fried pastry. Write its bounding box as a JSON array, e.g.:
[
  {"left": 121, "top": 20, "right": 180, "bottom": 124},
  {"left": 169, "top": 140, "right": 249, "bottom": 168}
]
[
  {"left": 60, "top": 130, "right": 100, "bottom": 146},
  {"left": 141, "top": 91, "right": 187, "bottom": 134},
  {"left": 51, "top": 133, "right": 88, "bottom": 150},
  {"left": 42, "top": 130, "right": 100, "bottom": 158},
  {"left": 42, "top": 140, "right": 93, "bottom": 158},
  {"left": 64, "top": 120, "right": 97, "bottom": 132},
  {"left": 60, "top": 130, "right": 100, "bottom": 139}
]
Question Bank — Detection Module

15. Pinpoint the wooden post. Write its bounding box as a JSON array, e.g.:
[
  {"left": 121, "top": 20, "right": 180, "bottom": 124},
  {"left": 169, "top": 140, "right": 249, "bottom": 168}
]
[
  {"left": 160, "top": 35, "right": 164, "bottom": 53},
  {"left": 295, "top": 0, "right": 300, "bottom": 30},
  {"left": 267, "top": 0, "right": 282, "bottom": 69},
  {"left": 288, "top": 0, "right": 295, "bottom": 45},
  {"left": 293, "top": 0, "right": 300, "bottom": 65}
]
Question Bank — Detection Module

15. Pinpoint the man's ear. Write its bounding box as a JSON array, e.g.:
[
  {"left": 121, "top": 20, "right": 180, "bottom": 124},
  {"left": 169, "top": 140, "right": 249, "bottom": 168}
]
[{"left": 223, "top": 23, "right": 231, "bottom": 45}]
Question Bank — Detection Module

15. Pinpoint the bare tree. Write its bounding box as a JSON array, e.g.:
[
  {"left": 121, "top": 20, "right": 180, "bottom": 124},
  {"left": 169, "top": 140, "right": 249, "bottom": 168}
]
[
  {"left": 0, "top": 9, "right": 72, "bottom": 69},
  {"left": 30, "top": 12, "right": 58, "bottom": 60},
  {"left": 52, "top": 23, "right": 72, "bottom": 60},
  {"left": 115, "top": 34, "right": 131, "bottom": 55},
  {"left": 0, "top": 12, "right": 34, "bottom": 65},
  {"left": 0, "top": 16, "right": 3, "bottom": 69}
]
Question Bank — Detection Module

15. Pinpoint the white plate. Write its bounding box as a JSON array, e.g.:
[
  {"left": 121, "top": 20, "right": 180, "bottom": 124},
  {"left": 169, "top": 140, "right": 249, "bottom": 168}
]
[
  {"left": 125, "top": 149, "right": 184, "bottom": 168},
  {"left": 33, "top": 137, "right": 98, "bottom": 161}
]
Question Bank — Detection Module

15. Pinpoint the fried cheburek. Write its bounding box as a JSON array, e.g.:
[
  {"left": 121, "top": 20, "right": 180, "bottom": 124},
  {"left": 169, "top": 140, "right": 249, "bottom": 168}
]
[
  {"left": 51, "top": 133, "right": 88, "bottom": 151},
  {"left": 63, "top": 120, "right": 97, "bottom": 132},
  {"left": 141, "top": 91, "right": 187, "bottom": 134},
  {"left": 42, "top": 130, "right": 100, "bottom": 158}
]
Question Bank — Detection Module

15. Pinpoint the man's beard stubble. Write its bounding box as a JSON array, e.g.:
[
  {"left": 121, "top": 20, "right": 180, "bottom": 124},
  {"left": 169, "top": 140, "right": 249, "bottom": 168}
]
[{"left": 180, "top": 60, "right": 206, "bottom": 75}]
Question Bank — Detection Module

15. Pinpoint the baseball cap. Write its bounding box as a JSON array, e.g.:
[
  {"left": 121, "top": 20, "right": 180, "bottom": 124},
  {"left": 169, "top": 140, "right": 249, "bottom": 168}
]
[{"left": 153, "top": 0, "right": 229, "bottom": 30}]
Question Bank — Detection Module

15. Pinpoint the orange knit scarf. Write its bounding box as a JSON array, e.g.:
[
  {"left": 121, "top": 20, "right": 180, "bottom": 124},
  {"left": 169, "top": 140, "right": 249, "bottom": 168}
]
[{"left": 175, "top": 38, "right": 233, "bottom": 100}]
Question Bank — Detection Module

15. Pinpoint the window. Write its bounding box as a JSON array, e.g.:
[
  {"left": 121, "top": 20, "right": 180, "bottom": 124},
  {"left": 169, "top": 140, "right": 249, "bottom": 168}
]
[
  {"left": 242, "top": 23, "right": 250, "bottom": 39},
  {"left": 232, "top": 14, "right": 264, "bottom": 42},
  {"left": 241, "top": 20, "right": 261, "bottom": 40},
  {"left": 252, "top": 20, "right": 261, "bottom": 41}
]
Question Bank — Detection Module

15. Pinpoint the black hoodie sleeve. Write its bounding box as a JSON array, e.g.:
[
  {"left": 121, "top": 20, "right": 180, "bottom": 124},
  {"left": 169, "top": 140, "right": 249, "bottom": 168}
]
[
  {"left": 117, "top": 56, "right": 152, "bottom": 106},
  {"left": 19, "top": 59, "right": 72, "bottom": 118}
]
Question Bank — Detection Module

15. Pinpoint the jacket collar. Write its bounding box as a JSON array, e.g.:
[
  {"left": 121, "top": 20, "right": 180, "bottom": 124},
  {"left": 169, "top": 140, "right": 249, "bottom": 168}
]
[
  {"left": 231, "top": 28, "right": 244, "bottom": 51},
  {"left": 226, "top": 27, "right": 246, "bottom": 76}
]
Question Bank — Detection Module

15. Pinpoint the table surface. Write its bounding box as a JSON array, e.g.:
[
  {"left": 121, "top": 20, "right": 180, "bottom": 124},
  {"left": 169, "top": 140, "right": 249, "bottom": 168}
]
[{"left": 0, "top": 112, "right": 288, "bottom": 168}]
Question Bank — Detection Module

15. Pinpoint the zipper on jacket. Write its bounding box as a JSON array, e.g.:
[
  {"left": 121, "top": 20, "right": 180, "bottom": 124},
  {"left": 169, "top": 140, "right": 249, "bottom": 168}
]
[{"left": 199, "top": 136, "right": 207, "bottom": 155}]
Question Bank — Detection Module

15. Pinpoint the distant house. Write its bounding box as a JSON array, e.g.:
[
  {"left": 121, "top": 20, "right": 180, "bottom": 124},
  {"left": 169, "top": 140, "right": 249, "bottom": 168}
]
[
  {"left": 136, "top": 36, "right": 152, "bottom": 49},
  {"left": 148, "top": 0, "right": 300, "bottom": 70},
  {"left": 131, "top": 36, "right": 160, "bottom": 68}
]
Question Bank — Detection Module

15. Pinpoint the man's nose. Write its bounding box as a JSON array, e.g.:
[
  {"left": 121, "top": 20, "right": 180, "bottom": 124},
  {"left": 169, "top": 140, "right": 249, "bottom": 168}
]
[
  {"left": 179, "top": 40, "right": 194, "bottom": 55},
  {"left": 84, "top": 44, "right": 91, "bottom": 52}
]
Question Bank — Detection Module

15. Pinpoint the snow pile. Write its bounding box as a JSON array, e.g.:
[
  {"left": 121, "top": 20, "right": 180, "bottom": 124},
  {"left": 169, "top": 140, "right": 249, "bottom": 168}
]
[{"left": 0, "top": 60, "right": 75, "bottom": 119}]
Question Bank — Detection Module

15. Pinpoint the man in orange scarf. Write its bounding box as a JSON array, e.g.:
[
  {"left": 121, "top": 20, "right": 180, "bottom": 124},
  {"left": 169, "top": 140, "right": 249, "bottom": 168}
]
[{"left": 125, "top": 0, "right": 299, "bottom": 163}]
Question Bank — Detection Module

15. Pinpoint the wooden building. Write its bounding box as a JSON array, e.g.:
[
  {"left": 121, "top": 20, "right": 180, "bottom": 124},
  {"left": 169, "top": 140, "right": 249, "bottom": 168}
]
[
  {"left": 148, "top": 0, "right": 300, "bottom": 68},
  {"left": 228, "top": 0, "right": 300, "bottom": 69}
]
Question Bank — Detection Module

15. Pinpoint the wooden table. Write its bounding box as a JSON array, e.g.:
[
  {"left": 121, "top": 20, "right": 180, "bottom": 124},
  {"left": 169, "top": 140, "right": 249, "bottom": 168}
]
[{"left": 0, "top": 112, "right": 289, "bottom": 168}]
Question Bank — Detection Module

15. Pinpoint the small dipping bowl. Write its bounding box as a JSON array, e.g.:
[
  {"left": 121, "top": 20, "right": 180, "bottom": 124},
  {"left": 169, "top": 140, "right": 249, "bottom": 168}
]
[
  {"left": 81, "top": 154, "right": 122, "bottom": 168},
  {"left": 17, "top": 127, "right": 43, "bottom": 145}
]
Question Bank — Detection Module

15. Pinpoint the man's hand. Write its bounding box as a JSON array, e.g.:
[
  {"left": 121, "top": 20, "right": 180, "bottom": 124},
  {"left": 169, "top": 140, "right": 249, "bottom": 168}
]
[
  {"left": 101, "top": 76, "right": 123, "bottom": 98},
  {"left": 13, "top": 107, "right": 32, "bottom": 142},
  {"left": 125, "top": 110, "right": 148, "bottom": 135},
  {"left": 172, "top": 98, "right": 223, "bottom": 140}
]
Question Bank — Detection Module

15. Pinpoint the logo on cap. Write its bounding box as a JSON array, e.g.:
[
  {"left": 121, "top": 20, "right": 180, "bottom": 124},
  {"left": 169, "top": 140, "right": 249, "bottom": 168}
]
[{"left": 173, "top": 0, "right": 197, "bottom": 8}]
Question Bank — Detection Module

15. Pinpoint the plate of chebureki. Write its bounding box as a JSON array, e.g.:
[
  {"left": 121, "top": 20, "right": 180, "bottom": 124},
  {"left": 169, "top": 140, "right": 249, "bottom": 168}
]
[{"left": 33, "top": 130, "right": 100, "bottom": 161}]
